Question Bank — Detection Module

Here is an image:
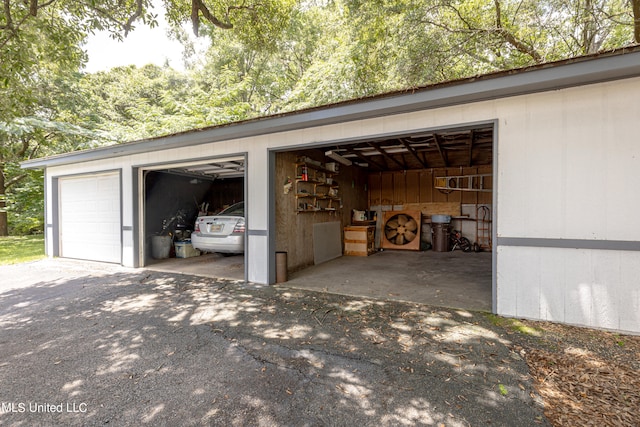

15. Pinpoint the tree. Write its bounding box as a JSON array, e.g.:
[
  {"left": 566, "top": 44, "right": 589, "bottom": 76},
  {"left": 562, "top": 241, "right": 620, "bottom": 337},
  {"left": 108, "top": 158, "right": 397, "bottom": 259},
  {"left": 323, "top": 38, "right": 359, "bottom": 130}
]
[
  {"left": 0, "top": 68, "right": 112, "bottom": 235},
  {"left": 635, "top": 0, "right": 640, "bottom": 42},
  {"left": 0, "top": 0, "right": 154, "bottom": 236},
  {"left": 2, "top": 0, "right": 639, "bottom": 236},
  {"left": 0, "top": 0, "right": 299, "bottom": 236}
]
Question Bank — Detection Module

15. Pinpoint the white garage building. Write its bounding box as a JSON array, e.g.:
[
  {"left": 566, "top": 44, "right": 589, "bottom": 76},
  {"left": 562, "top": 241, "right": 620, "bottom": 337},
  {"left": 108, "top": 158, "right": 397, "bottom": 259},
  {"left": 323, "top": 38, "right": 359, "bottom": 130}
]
[{"left": 23, "top": 48, "right": 640, "bottom": 334}]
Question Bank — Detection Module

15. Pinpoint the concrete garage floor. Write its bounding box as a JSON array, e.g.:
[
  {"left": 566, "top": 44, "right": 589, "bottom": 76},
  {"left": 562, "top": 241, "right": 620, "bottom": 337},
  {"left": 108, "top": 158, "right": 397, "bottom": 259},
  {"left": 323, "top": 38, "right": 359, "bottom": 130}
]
[
  {"left": 147, "top": 250, "right": 493, "bottom": 312},
  {"left": 285, "top": 250, "right": 493, "bottom": 312},
  {"left": 144, "top": 252, "right": 245, "bottom": 280}
]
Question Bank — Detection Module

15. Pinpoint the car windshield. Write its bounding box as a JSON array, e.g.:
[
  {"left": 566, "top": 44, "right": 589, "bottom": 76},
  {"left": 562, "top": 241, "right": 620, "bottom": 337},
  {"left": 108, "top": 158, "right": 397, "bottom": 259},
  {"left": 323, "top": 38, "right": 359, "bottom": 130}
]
[{"left": 218, "top": 202, "right": 244, "bottom": 216}]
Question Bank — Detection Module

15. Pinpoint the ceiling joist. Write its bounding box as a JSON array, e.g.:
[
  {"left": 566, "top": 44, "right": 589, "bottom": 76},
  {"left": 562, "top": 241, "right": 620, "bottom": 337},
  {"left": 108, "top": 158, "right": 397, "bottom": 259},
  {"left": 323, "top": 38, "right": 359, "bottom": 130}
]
[
  {"left": 433, "top": 134, "right": 448, "bottom": 168},
  {"left": 343, "top": 146, "right": 386, "bottom": 170},
  {"left": 369, "top": 142, "right": 406, "bottom": 169},
  {"left": 320, "top": 125, "right": 492, "bottom": 172}
]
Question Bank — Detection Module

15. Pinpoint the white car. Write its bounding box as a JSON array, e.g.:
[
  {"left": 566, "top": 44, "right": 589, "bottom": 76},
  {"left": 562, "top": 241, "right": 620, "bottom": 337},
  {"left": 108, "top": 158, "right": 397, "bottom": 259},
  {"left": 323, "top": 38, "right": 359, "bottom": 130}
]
[{"left": 191, "top": 202, "right": 245, "bottom": 254}]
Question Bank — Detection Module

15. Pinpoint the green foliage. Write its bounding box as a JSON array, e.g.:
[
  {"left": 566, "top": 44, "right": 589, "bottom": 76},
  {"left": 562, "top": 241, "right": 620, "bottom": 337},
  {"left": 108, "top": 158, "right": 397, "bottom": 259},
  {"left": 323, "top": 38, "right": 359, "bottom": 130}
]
[
  {"left": 1, "top": 0, "right": 638, "bottom": 236},
  {"left": 5, "top": 168, "right": 44, "bottom": 235},
  {"left": 163, "top": 0, "right": 296, "bottom": 50},
  {"left": 498, "top": 383, "right": 508, "bottom": 396},
  {"left": 486, "top": 314, "right": 543, "bottom": 336}
]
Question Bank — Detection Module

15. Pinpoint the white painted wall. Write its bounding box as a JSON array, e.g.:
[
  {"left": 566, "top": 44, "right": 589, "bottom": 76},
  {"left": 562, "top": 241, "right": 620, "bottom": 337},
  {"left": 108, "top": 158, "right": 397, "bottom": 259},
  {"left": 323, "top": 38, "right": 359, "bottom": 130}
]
[
  {"left": 496, "top": 80, "right": 640, "bottom": 241},
  {"left": 497, "top": 246, "right": 640, "bottom": 332},
  {"left": 493, "top": 78, "right": 640, "bottom": 333},
  {"left": 43, "top": 76, "right": 640, "bottom": 333}
]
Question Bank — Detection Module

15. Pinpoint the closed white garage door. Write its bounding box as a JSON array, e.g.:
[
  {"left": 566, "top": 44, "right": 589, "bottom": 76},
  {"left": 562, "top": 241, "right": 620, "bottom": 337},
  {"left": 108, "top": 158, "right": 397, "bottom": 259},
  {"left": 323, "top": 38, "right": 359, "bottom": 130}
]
[{"left": 59, "top": 172, "right": 121, "bottom": 263}]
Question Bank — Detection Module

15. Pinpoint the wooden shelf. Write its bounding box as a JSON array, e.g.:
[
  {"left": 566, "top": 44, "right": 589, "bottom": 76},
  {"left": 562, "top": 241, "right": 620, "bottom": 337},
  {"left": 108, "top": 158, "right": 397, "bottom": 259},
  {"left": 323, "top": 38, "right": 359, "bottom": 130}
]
[
  {"left": 294, "top": 161, "right": 341, "bottom": 214},
  {"left": 295, "top": 161, "right": 338, "bottom": 175}
]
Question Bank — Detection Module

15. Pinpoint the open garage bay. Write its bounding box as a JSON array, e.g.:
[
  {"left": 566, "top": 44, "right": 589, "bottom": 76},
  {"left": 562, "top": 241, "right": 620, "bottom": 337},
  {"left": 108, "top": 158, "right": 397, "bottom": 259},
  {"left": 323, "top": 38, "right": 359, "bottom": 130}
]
[{"left": 284, "top": 250, "right": 492, "bottom": 312}]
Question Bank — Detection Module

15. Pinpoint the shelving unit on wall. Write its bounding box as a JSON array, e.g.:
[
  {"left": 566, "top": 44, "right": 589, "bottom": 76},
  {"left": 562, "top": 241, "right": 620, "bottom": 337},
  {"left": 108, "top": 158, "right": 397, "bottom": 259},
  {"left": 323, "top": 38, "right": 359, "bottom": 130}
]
[{"left": 295, "top": 161, "right": 341, "bottom": 214}]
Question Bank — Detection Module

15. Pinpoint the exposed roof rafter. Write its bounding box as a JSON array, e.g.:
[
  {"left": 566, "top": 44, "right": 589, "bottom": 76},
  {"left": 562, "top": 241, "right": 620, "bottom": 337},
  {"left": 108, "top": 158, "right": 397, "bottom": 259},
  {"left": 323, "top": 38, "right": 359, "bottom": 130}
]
[
  {"left": 342, "top": 146, "right": 386, "bottom": 170},
  {"left": 433, "top": 134, "right": 448, "bottom": 168},
  {"left": 400, "top": 138, "right": 429, "bottom": 169},
  {"left": 369, "top": 142, "right": 406, "bottom": 169}
]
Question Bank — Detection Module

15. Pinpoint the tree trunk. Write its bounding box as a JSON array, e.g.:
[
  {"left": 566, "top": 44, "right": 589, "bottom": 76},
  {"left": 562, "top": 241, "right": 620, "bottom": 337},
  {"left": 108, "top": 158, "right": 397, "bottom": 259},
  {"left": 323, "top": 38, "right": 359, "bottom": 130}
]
[
  {"left": 0, "top": 165, "right": 8, "bottom": 236},
  {"left": 634, "top": 0, "right": 640, "bottom": 44}
]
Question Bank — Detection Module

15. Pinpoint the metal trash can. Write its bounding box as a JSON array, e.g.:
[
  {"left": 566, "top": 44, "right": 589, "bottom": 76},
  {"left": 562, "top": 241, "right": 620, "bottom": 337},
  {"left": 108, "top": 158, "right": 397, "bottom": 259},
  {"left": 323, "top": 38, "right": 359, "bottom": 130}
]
[
  {"left": 151, "top": 235, "right": 172, "bottom": 259},
  {"left": 431, "top": 223, "right": 450, "bottom": 252},
  {"left": 275, "top": 251, "right": 288, "bottom": 283}
]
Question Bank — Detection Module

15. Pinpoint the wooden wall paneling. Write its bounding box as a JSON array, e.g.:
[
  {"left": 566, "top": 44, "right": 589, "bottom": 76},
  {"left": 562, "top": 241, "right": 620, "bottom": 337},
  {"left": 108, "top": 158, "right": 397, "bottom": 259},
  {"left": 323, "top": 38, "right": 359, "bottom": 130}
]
[
  {"left": 478, "top": 165, "right": 493, "bottom": 204},
  {"left": 432, "top": 168, "right": 449, "bottom": 203},
  {"left": 446, "top": 167, "right": 464, "bottom": 204},
  {"left": 403, "top": 202, "right": 461, "bottom": 216},
  {"left": 368, "top": 173, "right": 382, "bottom": 207},
  {"left": 275, "top": 151, "right": 293, "bottom": 260},
  {"left": 276, "top": 150, "right": 369, "bottom": 272},
  {"left": 419, "top": 170, "right": 434, "bottom": 203},
  {"left": 461, "top": 167, "right": 478, "bottom": 204},
  {"left": 393, "top": 171, "right": 406, "bottom": 206},
  {"left": 405, "top": 170, "right": 421, "bottom": 203},
  {"left": 380, "top": 172, "right": 394, "bottom": 206},
  {"left": 340, "top": 161, "right": 370, "bottom": 225}
]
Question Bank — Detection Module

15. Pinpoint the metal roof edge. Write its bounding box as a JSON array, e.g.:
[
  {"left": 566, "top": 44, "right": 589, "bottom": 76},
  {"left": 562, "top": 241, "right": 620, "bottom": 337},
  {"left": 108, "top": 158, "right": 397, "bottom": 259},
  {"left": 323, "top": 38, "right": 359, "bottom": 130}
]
[{"left": 22, "top": 46, "right": 640, "bottom": 170}]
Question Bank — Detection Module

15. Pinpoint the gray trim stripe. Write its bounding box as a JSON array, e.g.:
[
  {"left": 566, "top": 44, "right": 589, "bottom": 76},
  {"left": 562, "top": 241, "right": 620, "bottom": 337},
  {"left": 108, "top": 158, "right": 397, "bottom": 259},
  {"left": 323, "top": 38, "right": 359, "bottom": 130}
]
[
  {"left": 122, "top": 226, "right": 133, "bottom": 231},
  {"left": 247, "top": 229, "right": 268, "bottom": 236},
  {"left": 498, "top": 237, "right": 640, "bottom": 251}
]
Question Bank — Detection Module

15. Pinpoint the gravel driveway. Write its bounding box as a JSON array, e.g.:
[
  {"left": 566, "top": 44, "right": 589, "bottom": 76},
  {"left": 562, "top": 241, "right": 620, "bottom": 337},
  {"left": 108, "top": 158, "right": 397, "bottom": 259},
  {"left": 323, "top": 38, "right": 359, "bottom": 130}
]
[{"left": 0, "top": 259, "right": 548, "bottom": 426}]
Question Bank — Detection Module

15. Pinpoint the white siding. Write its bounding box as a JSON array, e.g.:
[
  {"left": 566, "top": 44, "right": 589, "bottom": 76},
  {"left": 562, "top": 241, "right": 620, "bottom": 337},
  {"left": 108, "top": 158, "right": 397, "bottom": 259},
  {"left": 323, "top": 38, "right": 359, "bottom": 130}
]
[
  {"left": 43, "top": 75, "right": 640, "bottom": 333},
  {"left": 497, "top": 246, "right": 640, "bottom": 332},
  {"left": 496, "top": 80, "right": 640, "bottom": 241},
  {"left": 494, "top": 78, "right": 640, "bottom": 333}
]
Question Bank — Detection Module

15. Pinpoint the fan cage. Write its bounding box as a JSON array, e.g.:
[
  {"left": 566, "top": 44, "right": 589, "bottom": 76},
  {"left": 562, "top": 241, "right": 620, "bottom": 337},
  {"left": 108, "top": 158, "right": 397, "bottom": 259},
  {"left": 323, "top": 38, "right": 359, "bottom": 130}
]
[{"left": 381, "top": 210, "right": 421, "bottom": 251}]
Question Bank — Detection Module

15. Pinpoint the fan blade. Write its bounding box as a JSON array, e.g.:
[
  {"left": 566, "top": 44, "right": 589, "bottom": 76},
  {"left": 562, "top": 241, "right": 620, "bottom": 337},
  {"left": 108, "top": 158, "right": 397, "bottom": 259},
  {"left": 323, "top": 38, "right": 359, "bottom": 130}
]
[
  {"left": 386, "top": 230, "right": 398, "bottom": 239},
  {"left": 396, "top": 234, "right": 405, "bottom": 245},
  {"left": 386, "top": 219, "right": 399, "bottom": 229},
  {"left": 397, "top": 215, "right": 408, "bottom": 225},
  {"left": 405, "top": 219, "right": 417, "bottom": 232},
  {"left": 404, "top": 230, "right": 416, "bottom": 241}
]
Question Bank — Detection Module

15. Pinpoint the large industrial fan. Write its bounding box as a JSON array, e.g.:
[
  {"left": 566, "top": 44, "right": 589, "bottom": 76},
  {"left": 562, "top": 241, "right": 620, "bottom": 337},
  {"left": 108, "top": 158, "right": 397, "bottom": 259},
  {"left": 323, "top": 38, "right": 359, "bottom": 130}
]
[{"left": 381, "top": 210, "right": 421, "bottom": 251}]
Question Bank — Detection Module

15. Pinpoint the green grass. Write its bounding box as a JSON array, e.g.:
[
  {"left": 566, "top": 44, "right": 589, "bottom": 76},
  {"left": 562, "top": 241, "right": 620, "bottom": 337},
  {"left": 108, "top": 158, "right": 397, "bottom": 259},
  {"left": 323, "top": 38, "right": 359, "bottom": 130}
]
[
  {"left": 498, "top": 383, "right": 508, "bottom": 396},
  {"left": 485, "top": 313, "right": 543, "bottom": 337},
  {"left": 0, "top": 235, "right": 45, "bottom": 265}
]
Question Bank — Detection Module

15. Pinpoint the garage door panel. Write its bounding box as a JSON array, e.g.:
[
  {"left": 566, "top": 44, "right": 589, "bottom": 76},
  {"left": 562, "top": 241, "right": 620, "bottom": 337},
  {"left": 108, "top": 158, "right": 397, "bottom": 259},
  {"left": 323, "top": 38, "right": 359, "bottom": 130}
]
[{"left": 59, "top": 172, "right": 121, "bottom": 263}]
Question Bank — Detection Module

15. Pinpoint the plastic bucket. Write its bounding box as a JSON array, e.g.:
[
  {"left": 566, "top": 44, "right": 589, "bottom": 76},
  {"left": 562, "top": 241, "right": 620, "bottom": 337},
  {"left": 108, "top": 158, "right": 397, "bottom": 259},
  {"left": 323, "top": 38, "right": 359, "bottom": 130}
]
[
  {"left": 431, "top": 214, "right": 452, "bottom": 224},
  {"left": 151, "top": 235, "right": 172, "bottom": 259}
]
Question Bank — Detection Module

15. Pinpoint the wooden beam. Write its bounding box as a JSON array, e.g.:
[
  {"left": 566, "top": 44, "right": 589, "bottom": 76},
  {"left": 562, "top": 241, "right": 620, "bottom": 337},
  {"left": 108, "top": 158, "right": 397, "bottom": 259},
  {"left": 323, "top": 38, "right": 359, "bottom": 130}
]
[
  {"left": 433, "top": 134, "right": 448, "bottom": 167},
  {"left": 369, "top": 142, "right": 406, "bottom": 169},
  {"left": 400, "top": 138, "right": 429, "bottom": 168},
  {"left": 343, "top": 147, "right": 386, "bottom": 170},
  {"left": 468, "top": 130, "right": 475, "bottom": 167}
]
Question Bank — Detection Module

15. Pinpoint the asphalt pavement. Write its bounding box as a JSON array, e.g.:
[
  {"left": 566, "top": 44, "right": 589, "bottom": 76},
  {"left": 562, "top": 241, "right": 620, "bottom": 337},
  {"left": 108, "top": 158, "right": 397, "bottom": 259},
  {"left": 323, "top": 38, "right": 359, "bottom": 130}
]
[{"left": 0, "top": 259, "right": 549, "bottom": 426}]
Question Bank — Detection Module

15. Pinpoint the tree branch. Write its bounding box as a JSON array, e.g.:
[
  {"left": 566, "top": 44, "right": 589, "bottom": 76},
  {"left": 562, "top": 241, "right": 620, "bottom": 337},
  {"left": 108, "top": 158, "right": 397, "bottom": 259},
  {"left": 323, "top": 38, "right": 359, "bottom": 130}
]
[
  {"left": 16, "top": 137, "right": 30, "bottom": 159},
  {"left": 3, "top": 0, "right": 13, "bottom": 31},
  {"left": 0, "top": 0, "right": 56, "bottom": 50},
  {"left": 633, "top": 0, "right": 640, "bottom": 43},
  {"left": 5, "top": 173, "right": 27, "bottom": 190},
  {"left": 192, "top": 0, "right": 233, "bottom": 35},
  {"left": 494, "top": 0, "right": 542, "bottom": 62},
  {"left": 123, "top": 0, "right": 144, "bottom": 37}
]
